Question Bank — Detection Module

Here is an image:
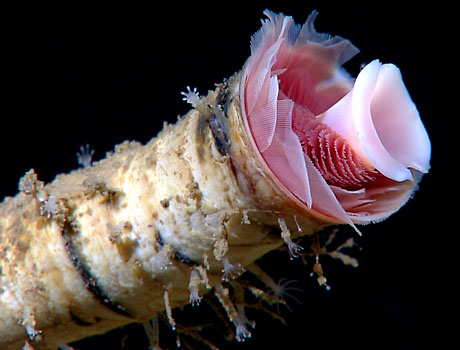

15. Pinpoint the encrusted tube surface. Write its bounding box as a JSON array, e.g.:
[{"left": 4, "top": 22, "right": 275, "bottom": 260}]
[{"left": 0, "top": 76, "right": 328, "bottom": 350}]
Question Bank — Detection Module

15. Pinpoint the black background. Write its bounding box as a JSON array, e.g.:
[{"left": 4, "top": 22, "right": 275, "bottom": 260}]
[{"left": 3, "top": 3, "right": 453, "bottom": 350}]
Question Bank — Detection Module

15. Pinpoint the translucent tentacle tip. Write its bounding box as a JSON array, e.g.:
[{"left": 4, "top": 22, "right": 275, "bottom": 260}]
[{"left": 181, "top": 86, "right": 201, "bottom": 107}]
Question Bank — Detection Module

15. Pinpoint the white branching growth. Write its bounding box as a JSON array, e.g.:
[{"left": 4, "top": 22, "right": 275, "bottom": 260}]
[
  {"left": 214, "top": 285, "right": 252, "bottom": 342},
  {"left": 76, "top": 144, "right": 94, "bottom": 168},
  {"left": 181, "top": 86, "right": 201, "bottom": 108},
  {"left": 188, "top": 269, "right": 203, "bottom": 306},
  {"left": 278, "top": 217, "right": 304, "bottom": 259},
  {"left": 221, "top": 256, "right": 245, "bottom": 281}
]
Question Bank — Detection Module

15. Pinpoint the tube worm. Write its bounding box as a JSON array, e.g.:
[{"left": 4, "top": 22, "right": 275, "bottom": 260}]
[{"left": 0, "top": 10, "right": 430, "bottom": 350}]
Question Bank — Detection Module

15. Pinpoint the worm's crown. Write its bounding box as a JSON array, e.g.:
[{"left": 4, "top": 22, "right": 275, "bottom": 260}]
[{"left": 240, "top": 10, "right": 431, "bottom": 227}]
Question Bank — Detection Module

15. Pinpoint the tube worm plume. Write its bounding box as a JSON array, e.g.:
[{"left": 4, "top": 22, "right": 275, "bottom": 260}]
[
  {"left": 0, "top": 10, "right": 430, "bottom": 350},
  {"left": 242, "top": 11, "right": 430, "bottom": 229}
]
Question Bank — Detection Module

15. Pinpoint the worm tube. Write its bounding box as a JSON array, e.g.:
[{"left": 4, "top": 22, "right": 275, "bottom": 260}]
[{"left": 0, "top": 10, "right": 430, "bottom": 350}]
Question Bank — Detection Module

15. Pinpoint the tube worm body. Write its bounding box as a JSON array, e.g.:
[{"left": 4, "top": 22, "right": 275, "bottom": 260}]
[{"left": 0, "top": 10, "right": 430, "bottom": 350}]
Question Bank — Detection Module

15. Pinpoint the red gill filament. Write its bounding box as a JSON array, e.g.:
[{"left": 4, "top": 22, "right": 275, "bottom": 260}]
[{"left": 277, "top": 69, "right": 387, "bottom": 191}]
